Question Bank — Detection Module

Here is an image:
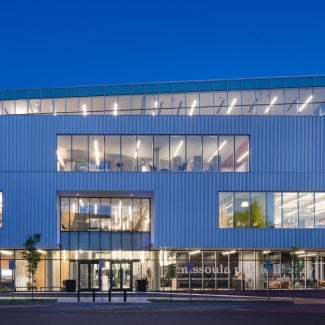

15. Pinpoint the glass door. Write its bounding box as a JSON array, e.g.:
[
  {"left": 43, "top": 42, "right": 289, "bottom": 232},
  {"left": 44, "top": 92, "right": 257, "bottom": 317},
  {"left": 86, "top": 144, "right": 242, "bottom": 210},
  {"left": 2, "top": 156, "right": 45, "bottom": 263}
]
[
  {"left": 79, "top": 261, "right": 100, "bottom": 291},
  {"left": 79, "top": 263, "right": 89, "bottom": 290},
  {"left": 110, "top": 262, "right": 132, "bottom": 290}
]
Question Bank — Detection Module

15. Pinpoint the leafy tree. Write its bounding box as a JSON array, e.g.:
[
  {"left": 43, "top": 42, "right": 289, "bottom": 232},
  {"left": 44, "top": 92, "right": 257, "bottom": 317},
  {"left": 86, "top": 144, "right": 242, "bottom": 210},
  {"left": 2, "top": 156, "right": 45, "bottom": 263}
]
[
  {"left": 234, "top": 201, "right": 266, "bottom": 228},
  {"left": 22, "top": 233, "right": 41, "bottom": 296}
]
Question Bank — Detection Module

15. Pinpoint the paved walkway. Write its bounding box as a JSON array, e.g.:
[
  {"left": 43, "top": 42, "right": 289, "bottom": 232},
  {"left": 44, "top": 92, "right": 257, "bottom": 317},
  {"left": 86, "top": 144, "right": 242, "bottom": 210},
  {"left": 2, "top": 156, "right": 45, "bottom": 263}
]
[{"left": 1, "top": 290, "right": 325, "bottom": 304}]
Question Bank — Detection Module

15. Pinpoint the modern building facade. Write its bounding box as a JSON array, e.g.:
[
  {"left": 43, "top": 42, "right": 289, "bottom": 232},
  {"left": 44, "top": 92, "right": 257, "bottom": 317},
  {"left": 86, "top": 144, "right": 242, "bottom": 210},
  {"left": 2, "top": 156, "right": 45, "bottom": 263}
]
[{"left": 1, "top": 75, "right": 325, "bottom": 292}]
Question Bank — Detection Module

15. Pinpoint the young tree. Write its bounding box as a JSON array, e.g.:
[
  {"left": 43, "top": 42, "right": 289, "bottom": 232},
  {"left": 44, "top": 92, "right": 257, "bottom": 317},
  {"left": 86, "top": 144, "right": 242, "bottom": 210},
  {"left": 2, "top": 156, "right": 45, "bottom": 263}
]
[{"left": 22, "top": 233, "right": 41, "bottom": 298}]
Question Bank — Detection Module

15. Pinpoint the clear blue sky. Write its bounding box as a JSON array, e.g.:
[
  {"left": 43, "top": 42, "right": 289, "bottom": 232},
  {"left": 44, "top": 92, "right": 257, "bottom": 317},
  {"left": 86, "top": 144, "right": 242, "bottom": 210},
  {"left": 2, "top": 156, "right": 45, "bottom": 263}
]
[{"left": 1, "top": 0, "right": 325, "bottom": 89}]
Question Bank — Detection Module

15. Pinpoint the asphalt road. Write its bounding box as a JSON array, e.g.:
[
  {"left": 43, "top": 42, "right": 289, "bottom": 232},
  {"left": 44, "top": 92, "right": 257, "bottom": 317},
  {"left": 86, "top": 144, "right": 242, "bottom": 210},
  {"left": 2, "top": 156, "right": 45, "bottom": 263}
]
[{"left": 1, "top": 302, "right": 325, "bottom": 325}]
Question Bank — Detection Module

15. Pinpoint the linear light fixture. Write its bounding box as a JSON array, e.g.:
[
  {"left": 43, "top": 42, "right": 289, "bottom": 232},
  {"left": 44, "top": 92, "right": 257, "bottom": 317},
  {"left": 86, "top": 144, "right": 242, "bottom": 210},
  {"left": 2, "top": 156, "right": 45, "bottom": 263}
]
[
  {"left": 189, "top": 99, "right": 197, "bottom": 116},
  {"left": 285, "top": 210, "right": 298, "bottom": 217},
  {"left": 56, "top": 150, "right": 64, "bottom": 167},
  {"left": 82, "top": 104, "right": 87, "bottom": 116},
  {"left": 113, "top": 102, "right": 118, "bottom": 116},
  {"left": 307, "top": 201, "right": 325, "bottom": 209},
  {"left": 207, "top": 140, "right": 227, "bottom": 163},
  {"left": 264, "top": 96, "right": 278, "bottom": 114},
  {"left": 222, "top": 250, "right": 236, "bottom": 255},
  {"left": 298, "top": 95, "right": 313, "bottom": 112},
  {"left": 37, "top": 249, "right": 47, "bottom": 255},
  {"left": 262, "top": 250, "right": 271, "bottom": 254},
  {"left": 281, "top": 194, "right": 311, "bottom": 208},
  {"left": 190, "top": 250, "right": 201, "bottom": 255},
  {"left": 297, "top": 253, "right": 316, "bottom": 257},
  {"left": 173, "top": 140, "right": 184, "bottom": 157},
  {"left": 134, "top": 140, "right": 141, "bottom": 159},
  {"left": 0, "top": 250, "right": 13, "bottom": 256},
  {"left": 79, "top": 199, "right": 84, "bottom": 207},
  {"left": 152, "top": 100, "right": 158, "bottom": 116},
  {"left": 237, "top": 151, "right": 249, "bottom": 163},
  {"left": 227, "top": 98, "right": 237, "bottom": 114},
  {"left": 315, "top": 208, "right": 325, "bottom": 215},
  {"left": 94, "top": 140, "right": 100, "bottom": 166},
  {"left": 241, "top": 201, "right": 249, "bottom": 208}
]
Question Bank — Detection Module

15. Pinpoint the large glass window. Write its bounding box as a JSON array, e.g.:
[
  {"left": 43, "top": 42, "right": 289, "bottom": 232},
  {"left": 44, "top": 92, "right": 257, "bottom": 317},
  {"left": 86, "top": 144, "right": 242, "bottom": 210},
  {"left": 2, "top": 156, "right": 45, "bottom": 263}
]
[
  {"left": 57, "top": 135, "right": 249, "bottom": 173},
  {"left": 105, "top": 135, "right": 120, "bottom": 171},
  {"left": 153, "top": 136, "right": 169, "bottom": 171},
  {"left": 220, "top": 136, "right": 234, "bottom": 172},
  {"left": 137, "top": 136, "right": 153, "bottom": 172},
  {"left": 72, "top": 136, "right": 89, "bottom": 171},
  {"left": 219, "top": 192, "right": 325, "bottom": 229},
  {"left": 186, "top": 136, "right": 202, "bottom": 171},
  {"left": 121, "top": 136, "right": 137, "bottom": 171},
  {"left": 89, "top": 136, "right": 104, "bottom": 171},
  {"left": 60, "top": 196, "right": 151, "bottom": 233},
  {"left": 1, "top": 84, "right": 322, "bottom": 117},
  {"left": 170, "top": 136, "right": 185, "bottom": 171}
]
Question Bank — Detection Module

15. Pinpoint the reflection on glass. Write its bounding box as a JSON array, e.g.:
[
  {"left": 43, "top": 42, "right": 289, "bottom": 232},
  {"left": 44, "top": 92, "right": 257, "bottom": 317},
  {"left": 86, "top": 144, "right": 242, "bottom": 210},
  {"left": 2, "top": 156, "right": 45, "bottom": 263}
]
[
  {"left": 170, "top": 136, "right": 185, "bottom": 171},
  {"left": 220, "top": 192, "right": 325, "bottom": 229},
  {"left": 57, "top": 135, "right": 249, "bottom": 173}
]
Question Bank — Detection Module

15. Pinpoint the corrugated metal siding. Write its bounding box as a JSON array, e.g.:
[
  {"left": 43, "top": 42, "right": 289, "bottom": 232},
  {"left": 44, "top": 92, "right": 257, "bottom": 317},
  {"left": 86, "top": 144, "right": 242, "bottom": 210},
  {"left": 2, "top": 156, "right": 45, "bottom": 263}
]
[{"left": 1, "top": 115, "right": 325, "bottom": 249}]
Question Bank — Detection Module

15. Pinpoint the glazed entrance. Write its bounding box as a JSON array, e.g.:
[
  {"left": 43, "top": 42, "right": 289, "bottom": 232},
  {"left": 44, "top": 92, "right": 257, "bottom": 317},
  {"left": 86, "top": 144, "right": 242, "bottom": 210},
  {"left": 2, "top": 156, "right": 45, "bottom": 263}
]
[{"left": 76, "top": 260, "right": 134, "bottom": 291}]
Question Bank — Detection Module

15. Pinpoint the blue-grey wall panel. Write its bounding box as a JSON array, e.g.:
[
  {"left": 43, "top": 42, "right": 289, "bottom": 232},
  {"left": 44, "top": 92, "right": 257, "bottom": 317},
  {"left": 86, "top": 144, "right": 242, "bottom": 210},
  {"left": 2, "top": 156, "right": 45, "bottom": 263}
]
[{"left": 1, "top": 115, "right": 325, "bottom": 250}]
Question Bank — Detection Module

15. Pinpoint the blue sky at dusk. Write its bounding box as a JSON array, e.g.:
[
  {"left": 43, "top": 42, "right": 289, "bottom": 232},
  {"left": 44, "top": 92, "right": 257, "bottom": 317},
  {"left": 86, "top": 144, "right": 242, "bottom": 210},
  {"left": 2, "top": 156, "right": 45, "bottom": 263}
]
[{"left": 1, "top": 0, "right": 325, "bottom": 89}]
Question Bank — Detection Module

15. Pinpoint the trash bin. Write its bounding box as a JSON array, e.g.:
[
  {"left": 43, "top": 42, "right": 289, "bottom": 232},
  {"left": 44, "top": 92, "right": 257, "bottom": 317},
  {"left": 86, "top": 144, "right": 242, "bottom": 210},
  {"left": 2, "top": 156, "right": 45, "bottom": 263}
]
[
  {"left": 65, "top": 279, "right": 76, "bottom": 292},
  {"left": 136, "top": 279, "right": 147, "bottom": 292}
]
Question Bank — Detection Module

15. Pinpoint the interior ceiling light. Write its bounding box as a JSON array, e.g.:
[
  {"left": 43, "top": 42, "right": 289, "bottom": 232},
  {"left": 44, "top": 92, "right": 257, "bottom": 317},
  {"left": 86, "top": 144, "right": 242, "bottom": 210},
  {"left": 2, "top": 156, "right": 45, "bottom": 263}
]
[
  {"left": 134, "top": 140, "right": 141, "bottom": 159},
  {"left": 315, "top": 208, "right": 325, "bottom": 215},
  {"left": 82, "top": 104, "right": 87, "bottom": 116},
  {"left": 241, "top": 201, "right": 249, "bottom": 208},
  {"left": 281, "top": 194, "right": 311, "bottom": 208},
  {"left": 298, "top": 95, "right": 313, "bottom": 112},
  {"left": 285, "top": 210, "right": 299, "bottom": 216},
  {"left": 237, "top": 151, "right": 249, "bottom": 163},
  {"left": 190, "top": 250, "right": 201, "bottom": 255},
  {"left": 227, "top": 98, "right": 237, "bottom": 114},
  {"left": 189, "top": 99, "right": 197, "bottom": 116},
  {"left": 94, "top": 140, "right": 99, "bottom": 166},
  {"left": 56, "top": 150, "right": 64, "bottom": 167},
  {"left": 173, "top": 140, "right": 184, "bottom": 157},
  {"left": 0, "top": 250, "right": 13, "bottom": 256},
  {"left": 113, "top": 102, "right": 118, "bottom": 116},
  {"left": 264, "top": 96, "right": 278, "bottom": 114},
  {"left": 207, "top": 140, "right": 227, "bottom": 163},
  {"left": 222, "top": 250, "right": 236, "bottom": 255}
]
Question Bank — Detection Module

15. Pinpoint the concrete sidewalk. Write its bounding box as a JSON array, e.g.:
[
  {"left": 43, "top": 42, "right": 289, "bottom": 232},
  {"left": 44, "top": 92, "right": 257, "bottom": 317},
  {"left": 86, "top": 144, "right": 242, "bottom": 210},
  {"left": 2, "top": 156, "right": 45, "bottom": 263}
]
[
  {"left": 1, "top": 290, "right": 325, "bottom": 304},
  {"left": 0, "top": 291, "right": 292, "bottom": 304}
]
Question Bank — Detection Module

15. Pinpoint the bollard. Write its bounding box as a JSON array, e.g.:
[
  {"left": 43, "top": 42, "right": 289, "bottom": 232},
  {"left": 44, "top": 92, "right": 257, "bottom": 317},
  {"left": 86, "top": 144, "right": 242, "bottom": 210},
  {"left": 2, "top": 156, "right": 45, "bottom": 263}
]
[
  {"left": 124, "top": 290, "right": 127, "bottom": 302},
  {"left": 77, "top": 289, "right": 80, "bottom": 302},
  {"left": 92, "top": 289, "right": 95, "bottom": 302},
  {"left": 108, "top": 289, "right": 111, "bottom": 302}
]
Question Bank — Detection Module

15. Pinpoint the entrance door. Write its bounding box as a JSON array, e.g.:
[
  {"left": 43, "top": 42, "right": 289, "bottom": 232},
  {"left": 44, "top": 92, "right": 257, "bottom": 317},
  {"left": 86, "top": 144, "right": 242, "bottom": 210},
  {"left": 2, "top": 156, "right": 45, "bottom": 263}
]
[
  {"left": 110, "top": 262, "right": 132, "bottom": 290},
  {"left": 79, "top": 261, "right": 100, "bottom": 291}
]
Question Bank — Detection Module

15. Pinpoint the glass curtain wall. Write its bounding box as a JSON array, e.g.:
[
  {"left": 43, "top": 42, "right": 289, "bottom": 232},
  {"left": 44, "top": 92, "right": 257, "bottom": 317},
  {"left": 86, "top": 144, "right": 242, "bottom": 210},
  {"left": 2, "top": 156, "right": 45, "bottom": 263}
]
[
  {"left": 2, "top": 249, "right": 325, "bottom": 292},
  {"left": 57, "top": 135, "right": 249, "bottom": 173},
  {"left": 219, "top": 192, "right": 325, "bottom": 229},
  {"left": 2, "top": 85, "right": 323, "bottom": 116},
  {"left": 60, "top": 197, "right": 150, "bottom": 232}
]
